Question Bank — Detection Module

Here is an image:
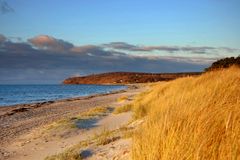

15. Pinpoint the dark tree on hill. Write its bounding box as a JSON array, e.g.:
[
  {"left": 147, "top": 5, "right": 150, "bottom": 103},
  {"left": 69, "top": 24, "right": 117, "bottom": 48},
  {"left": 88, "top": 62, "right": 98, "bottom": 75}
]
[{"left": 205, "top": 56, "right": 240, "bottom": 71}]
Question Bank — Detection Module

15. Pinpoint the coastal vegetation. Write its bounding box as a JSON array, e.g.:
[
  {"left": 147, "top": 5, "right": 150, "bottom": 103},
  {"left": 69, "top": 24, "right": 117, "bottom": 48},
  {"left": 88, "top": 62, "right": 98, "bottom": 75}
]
[
  {"left": 45, "top": 140, "right": 89, "bottom": 160},
  {"left": 114, "top": 104, "right": 132, "bottom": 114},
  {"left": 205, "top": 56, "right": 240, "bottom": 71},
  {"left": 44, "top": 106, "right": 109, "bottom": 133},
  {"left": 63, "top": 72, "right": 201, "bottom": 84},
  {"left": 117, "top": 96, "right": 129, "bottom": 102},
  {"left": 131, "top": 66, "right": 240, "bottom": 159},
  {"left": 45, "top": 125, "right": 133, "bottom": 160}
]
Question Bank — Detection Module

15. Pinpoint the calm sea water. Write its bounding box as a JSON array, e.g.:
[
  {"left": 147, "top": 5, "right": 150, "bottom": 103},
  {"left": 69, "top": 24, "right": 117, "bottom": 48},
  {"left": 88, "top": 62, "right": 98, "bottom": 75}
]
[{"left": 0, "top": 84, "right": 126, "bottom": 107}]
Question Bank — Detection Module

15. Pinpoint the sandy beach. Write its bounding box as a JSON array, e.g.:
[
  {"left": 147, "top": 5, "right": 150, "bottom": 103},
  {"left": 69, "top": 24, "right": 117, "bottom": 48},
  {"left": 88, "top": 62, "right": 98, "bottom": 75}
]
[{"left": 0, "top": 84, "right": 146, "bottom": 160}]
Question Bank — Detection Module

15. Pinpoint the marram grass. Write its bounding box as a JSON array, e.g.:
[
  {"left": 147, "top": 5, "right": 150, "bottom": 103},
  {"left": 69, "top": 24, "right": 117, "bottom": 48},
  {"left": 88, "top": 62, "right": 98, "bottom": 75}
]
[{"left": 132, "top": 67, "right": 240, "bottom": 160}]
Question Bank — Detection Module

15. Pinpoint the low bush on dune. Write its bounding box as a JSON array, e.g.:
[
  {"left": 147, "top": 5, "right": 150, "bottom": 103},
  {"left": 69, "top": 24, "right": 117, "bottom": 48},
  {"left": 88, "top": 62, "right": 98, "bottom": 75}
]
[
  {"left": 205, "top": 56, "right": 240, "bottom": 71},
  {"left": 131, "top": 66, "right": 240, "bottom": 160}
]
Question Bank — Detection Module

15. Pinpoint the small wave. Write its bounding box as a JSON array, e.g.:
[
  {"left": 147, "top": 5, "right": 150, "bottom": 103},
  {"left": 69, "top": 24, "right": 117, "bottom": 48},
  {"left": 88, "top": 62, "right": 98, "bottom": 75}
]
[{"left": 30, "top": 99, "right": 47, "bottom": 102}]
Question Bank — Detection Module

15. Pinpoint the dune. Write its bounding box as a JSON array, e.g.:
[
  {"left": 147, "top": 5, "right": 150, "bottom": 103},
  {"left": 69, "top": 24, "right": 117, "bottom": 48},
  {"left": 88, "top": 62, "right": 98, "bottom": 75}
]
[{"left": 131, "top": 66, "right": 240, "bottom": 160}]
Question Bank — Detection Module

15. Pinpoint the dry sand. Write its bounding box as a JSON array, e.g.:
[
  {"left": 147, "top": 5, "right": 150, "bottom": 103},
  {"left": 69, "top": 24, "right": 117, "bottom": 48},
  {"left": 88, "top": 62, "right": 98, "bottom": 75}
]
[{"left": 0, "top": 84, "right": 146, "bottom": 160}]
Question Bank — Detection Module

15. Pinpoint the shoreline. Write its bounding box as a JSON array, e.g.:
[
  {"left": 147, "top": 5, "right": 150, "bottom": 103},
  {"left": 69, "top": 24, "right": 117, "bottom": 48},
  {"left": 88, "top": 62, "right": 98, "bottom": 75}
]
[
  {"left": 0, "top": 84, "right": 145, "bottom": 159},
  {"left": 0, "top": 83, "right": 142, "bottom": 114},
  {"left": 0, "top": 84, "right": 140, "bottom": 116},
  {"left": 0, "top": 88, "right": 128, "bottom": 116},
  {"left": 0, "top": 84, "right": 129, "bottom": 108}
]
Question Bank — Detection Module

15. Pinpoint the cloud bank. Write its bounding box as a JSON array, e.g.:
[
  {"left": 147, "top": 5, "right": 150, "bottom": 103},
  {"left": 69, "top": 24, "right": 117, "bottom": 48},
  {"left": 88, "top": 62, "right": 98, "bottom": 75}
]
[
  {"left": 28, "top": 35, "right": 74, "bottom": 52},
  {"left": 104, "top": 42, "right": 237, "bottom": 55},
  {"left": 0, "top": 34, "right": 238, "bottom": 84}
]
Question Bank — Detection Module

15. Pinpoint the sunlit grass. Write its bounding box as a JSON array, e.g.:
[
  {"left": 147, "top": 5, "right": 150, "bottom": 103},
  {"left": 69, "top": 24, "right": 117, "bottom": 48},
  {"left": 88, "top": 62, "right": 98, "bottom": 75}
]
[
  {"left": 131, "top": 66, "right": 240, "bottom": 160},
  {"left": 117, "top": 96, "right": 128, "bottom": 102},
  {"left": 94, "top": 128, "right": 119, "bottom": 146},
  {"left": 44, "top": 106, "right": 109, "bottom": 132},
  {"left": 80, "top": 106, "right": 108, "bottom": 117},
  {"left": 114, "top": 104, "right": 132, "bottom": 114},
  {"left": 45, "top": 140, "right": 90, "bottom": 160}
]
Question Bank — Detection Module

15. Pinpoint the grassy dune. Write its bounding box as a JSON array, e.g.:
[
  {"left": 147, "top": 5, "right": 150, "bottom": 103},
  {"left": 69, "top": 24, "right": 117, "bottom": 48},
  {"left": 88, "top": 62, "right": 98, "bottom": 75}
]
[{"left": 132, "top": 67, "right": 240, "bottom": 160}]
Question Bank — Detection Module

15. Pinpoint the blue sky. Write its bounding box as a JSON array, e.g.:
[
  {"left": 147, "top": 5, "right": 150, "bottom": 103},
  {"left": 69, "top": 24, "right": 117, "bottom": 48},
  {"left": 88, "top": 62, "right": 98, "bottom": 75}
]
[
  {"left": 1, "top": 0, "right": 240, "bottom": 47},
  {"left": 0, "top": 0, "right": 239, "bottom": 83}
]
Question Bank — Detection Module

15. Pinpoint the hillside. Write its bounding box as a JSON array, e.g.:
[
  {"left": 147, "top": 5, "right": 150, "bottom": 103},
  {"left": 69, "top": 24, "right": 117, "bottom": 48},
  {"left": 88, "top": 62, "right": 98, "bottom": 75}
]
[
  {"left": 63, "top": 72, "right": 201, "bottom": 84},
  {"left": 128, "top": 66, "right": 240, "bottom": 159}
]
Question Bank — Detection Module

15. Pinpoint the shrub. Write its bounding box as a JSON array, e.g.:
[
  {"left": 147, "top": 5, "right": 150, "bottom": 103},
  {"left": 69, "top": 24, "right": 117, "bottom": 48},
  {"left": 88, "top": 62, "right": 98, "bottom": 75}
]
[{"left": 205, "top": 56, "right": 240, "bottom": 71}]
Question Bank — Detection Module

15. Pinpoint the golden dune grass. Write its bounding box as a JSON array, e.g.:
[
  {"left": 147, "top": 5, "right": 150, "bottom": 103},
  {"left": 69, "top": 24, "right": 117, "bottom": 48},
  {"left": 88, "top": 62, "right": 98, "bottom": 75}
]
[
  {"left": 117, "top": 96, "right": 129, "bottom": 102},
  {"left": 114, "top": 104, "right": 132, "bottom": 114},
  {"left": 132, "top": 67, "right": 240, "bottom": 160}
]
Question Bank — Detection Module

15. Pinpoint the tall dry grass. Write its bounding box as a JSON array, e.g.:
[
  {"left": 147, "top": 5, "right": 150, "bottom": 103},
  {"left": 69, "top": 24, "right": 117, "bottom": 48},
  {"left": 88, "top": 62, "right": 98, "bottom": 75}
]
[{"left": 132, "top": 67, "right": 240, "bottom": 160}]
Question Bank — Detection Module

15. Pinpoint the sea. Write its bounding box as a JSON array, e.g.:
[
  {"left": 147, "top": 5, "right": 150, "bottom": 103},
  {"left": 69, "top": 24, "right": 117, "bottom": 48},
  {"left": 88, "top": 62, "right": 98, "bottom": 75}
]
[{"left": 0, "top": 84, "right": 127, "bottom": 107}]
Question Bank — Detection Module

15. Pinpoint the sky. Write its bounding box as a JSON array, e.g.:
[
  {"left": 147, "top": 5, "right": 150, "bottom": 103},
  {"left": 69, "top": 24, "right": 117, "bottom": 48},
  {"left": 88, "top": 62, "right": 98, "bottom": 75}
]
[{"left": 0, "top": 0, "right": 239, "bottom": 84}]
